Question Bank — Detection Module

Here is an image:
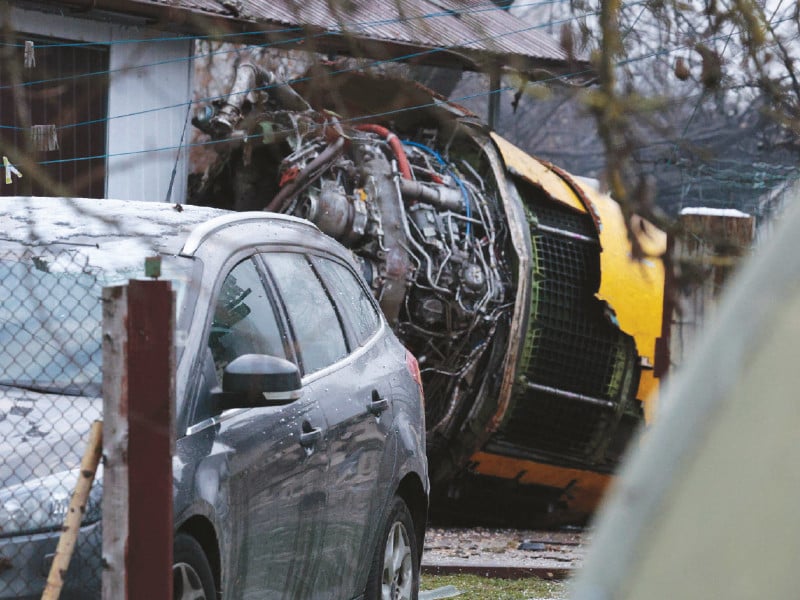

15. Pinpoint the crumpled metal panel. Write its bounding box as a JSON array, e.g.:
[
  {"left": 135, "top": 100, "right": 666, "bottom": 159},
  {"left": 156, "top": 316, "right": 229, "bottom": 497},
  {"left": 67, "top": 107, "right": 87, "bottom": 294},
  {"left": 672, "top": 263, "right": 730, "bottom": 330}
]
[
  {"left": 491, "top": 133, "right": 588, "bottom": 214},
  {"left": 577, "top": 180, "right": 666, "bottom": 417},
  {"left": 491, "top": 131, "right": 666, "bottom": 421},
  {"left": 143, "top": 0, "right": 575, "bottom": 65}
]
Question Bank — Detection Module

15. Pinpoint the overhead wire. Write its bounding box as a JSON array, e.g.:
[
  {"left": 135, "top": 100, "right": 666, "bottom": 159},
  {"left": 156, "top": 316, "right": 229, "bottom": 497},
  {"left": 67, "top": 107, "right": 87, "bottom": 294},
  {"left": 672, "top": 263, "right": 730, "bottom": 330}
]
[
  {"left": 0, "top": 0, "right": 613, "bottom": 135},
  {"left": 667, "top": 0, "right": 795, "bottom": 205},
  {"left": 0, "top": 0, "right": 795, "bottom": 194},
  {"left": 18, "top": 0, "right": 796, "bottom": 138},
  {"left": 0, "top": 0, "right": 573, "bottom": 49}
]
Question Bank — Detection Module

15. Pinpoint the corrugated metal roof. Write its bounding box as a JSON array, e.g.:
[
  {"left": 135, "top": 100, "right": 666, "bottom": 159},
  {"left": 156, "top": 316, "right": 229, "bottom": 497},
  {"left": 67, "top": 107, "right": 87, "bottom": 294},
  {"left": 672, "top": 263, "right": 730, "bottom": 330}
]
[{"left": 85, "top": 0, "right": 588, "bottom": 76}]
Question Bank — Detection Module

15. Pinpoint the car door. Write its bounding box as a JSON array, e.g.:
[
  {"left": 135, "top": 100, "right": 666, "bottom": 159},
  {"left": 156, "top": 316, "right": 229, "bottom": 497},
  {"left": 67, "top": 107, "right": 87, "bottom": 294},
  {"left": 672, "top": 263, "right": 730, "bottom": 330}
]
[
  {"left": 179, "top": 256, "right": 329, "bottom": 600},
  {"left": 264, "top": 251, "right": 398, "bottom": 598}
]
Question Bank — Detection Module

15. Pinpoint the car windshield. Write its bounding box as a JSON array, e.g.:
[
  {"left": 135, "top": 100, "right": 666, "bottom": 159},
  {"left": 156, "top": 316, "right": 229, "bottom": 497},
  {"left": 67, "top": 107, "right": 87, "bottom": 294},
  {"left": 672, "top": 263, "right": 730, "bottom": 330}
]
[{"left": 0, "top": 247, "right": 192, "bottom": 397}]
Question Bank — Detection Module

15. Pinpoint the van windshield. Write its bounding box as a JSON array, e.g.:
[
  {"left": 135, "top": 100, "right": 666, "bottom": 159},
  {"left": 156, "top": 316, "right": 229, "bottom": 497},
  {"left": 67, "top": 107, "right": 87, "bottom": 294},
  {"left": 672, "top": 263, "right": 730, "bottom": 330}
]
[{"left": 0, "top": 248, "right": 192, "bottom": 397}]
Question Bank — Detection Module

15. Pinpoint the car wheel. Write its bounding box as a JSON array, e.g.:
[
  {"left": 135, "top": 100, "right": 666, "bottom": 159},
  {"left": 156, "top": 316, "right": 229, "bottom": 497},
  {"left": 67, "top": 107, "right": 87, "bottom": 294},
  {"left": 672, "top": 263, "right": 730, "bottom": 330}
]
[
  {"left": 366, "top": 496, "right": 419, "bottom": 600},
  {"left": 173, "top": 533, "right": 216, "bottom": 600}
]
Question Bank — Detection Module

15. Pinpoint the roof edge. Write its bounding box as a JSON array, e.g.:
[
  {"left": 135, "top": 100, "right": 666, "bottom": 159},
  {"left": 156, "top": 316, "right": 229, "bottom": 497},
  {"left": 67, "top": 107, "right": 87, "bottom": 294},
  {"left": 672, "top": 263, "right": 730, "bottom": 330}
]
[{"left": 50, "top": 0, "right": 594, "bottom": 79}]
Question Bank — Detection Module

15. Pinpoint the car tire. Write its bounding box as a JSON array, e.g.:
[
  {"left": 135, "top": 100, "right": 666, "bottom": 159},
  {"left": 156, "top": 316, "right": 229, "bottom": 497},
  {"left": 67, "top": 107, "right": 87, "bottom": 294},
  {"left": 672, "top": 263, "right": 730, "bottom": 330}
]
[
  {"left": 173, "top": 532, "right": 216, "bottom": 600},
  {"left": 366, "top": 496, "right": 420, "bottom": 600}
]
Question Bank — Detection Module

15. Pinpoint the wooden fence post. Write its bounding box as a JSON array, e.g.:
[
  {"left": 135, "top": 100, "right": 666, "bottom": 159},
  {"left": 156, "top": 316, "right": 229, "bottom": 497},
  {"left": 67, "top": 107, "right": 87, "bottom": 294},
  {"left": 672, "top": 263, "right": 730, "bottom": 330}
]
[
  {"left": 41, "top": 421, "right": 103, "bottom": 600},
  {"left": 101, "top": 285, "right": 128, "bottom": 600},
  {"left": 102, "top": 279, "right": 175, "bottom": 600},
  {"left": 670, "top": 208, "right": 755, "bottom": 368}
]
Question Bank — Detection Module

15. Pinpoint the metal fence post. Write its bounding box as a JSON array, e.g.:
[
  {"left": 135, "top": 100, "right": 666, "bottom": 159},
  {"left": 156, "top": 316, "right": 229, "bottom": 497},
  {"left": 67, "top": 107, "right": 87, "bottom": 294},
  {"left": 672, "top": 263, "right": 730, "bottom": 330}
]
[{"left": 102, "top": 279, "right": 175, "bottom": 599}]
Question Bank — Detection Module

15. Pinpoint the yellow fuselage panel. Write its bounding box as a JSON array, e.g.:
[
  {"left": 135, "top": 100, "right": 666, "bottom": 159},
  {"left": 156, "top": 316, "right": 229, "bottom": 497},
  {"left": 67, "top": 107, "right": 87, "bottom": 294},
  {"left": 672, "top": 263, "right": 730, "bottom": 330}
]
[
  {"left": 490, "top": 133, "right": 587, "bottom": 215},
  {"left": 580, "top": 182, "right": 666, "bottom": 351},
  {"left": 491, "top": 133, "right": 666, "bottom": 416},
  {"left": 471, "top": 451, "right": 612, "bottom": 514},
  {"left": 576, "top": 182, "right": 666, "bottom": 417}
]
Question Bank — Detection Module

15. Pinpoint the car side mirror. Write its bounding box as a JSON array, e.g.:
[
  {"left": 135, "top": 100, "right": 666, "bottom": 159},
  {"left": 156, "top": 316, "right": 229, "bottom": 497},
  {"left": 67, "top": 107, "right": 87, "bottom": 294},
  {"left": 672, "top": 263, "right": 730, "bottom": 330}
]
[{"left": 217, "top": 354, "right": 302, "bottom": 409}]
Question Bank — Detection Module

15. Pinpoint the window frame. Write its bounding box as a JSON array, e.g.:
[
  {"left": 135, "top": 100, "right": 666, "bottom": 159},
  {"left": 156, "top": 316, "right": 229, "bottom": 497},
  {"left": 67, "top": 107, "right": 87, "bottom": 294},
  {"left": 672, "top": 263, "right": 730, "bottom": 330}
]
[
  {"left": 257, "top": 250, "right": 351, "bottom": 377},
  {"left": 184, "top": 245, "right": 384, "bottom": 430},
  {"left": 185, "top": 252, "right": 297, "bottom": 428},
  {"left": 206, "top": 256, "right": 291, "bottom": 380},
  {"left": 307, "top": 253, "right": 383, "bottom": 351}
]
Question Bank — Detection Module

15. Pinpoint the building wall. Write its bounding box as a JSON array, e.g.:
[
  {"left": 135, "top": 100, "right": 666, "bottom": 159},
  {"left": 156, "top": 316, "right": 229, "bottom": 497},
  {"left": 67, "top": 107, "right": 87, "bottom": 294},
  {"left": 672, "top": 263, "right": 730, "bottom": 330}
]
[
  {"left": 106, "top": 36, "right": 193, "bottom": 203},
  {"left": 9, "top": 6, "right": 193, "bottom": 203}
]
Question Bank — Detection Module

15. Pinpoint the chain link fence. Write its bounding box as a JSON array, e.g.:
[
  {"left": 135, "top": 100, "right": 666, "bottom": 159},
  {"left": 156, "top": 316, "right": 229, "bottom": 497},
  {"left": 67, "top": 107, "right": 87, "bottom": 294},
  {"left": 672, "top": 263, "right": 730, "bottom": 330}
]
[{"left": 0, "top": 247, "right": 103, "bottom": 599}]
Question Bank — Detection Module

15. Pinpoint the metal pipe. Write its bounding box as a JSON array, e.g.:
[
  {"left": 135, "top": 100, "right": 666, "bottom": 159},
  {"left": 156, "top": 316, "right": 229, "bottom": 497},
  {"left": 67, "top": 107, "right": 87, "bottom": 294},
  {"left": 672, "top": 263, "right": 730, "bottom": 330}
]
[
  {"left": 264, "top": 137, "right": 345, "bottom": 212},
  {"left": 536, "top": 223, "right": 598, "bottom": 244},
  {"left": 522, "top": 380, "right": 616, "bottom": 409},
  {"left": 404, "top": 216, "right": 450, "bottom": 294},
  {"left": 394, "top": 175, "right": 451, "bottom": 294},
  {"left": 398, "top": 178, "right": 464, "bottom": 212},
  {"left": 355, "top": 124, "right": 413, "bottom": 180},
  {"left": 212, "top": 62, "right": 260, "bottom": 134}
]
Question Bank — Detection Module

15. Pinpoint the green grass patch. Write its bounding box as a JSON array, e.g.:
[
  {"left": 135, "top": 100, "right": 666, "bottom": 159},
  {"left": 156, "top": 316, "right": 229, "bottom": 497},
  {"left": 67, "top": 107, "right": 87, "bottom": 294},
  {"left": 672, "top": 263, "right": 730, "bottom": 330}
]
[{"left": 420, "top": 573, "right": 568, "bottom": 599}]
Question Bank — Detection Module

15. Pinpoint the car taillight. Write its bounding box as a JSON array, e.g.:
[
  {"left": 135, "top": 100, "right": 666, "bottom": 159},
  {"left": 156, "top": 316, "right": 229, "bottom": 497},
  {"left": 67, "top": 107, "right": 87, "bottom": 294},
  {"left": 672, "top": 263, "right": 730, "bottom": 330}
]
[{"left": 405, "top": 350, "right": 424, "bottom": 403}]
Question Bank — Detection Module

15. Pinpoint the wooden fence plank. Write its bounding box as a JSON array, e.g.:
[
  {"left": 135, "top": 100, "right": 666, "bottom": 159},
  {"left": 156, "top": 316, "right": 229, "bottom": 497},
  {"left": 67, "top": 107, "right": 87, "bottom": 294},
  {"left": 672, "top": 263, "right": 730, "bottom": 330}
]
[{"left": 102, "top": 279, "right": 174, "bottom": 600}]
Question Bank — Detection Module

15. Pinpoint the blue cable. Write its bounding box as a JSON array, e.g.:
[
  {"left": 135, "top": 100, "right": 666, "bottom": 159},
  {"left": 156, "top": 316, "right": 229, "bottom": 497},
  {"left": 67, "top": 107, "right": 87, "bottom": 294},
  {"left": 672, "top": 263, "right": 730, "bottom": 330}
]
[
  {"left": 402, "top": 140, "right": 446, "bottom": 166},
  {"left": 402, "top": 140, "right": 472, "bottom": 238}
]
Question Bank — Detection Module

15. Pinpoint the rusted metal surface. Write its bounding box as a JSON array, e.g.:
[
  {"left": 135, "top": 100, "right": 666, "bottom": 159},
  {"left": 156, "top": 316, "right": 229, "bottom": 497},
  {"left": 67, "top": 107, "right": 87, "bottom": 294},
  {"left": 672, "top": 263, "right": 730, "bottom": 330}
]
[
  {"left": 238, "top": 0, "right": 569, "bottom": 59},
  {"left": 103, "top": 279, "right": 175, "bottom": 599},
  {"left": 126, "top": 279, "right": 175, "bottom": 600},
  {"left": 55, "top": 0, "right": 587, "bottom": 77}
]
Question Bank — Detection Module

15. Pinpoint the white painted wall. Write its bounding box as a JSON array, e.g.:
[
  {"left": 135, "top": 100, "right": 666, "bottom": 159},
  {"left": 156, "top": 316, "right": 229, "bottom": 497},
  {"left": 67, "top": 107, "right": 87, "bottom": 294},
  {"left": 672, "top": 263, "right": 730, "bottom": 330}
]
[
  {"left": 106, "top": 36, "right": 193, "bottom": 203},
  {"left": 10, "top": 7, "right": 194, "bottom": 203}
]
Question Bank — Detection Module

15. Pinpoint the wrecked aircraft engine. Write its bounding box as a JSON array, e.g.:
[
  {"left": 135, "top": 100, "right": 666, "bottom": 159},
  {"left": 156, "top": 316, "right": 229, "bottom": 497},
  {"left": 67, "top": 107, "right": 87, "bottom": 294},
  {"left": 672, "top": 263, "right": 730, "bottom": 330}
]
[{"left": 190, "top": 64, "right": 666, "bottom": 517}]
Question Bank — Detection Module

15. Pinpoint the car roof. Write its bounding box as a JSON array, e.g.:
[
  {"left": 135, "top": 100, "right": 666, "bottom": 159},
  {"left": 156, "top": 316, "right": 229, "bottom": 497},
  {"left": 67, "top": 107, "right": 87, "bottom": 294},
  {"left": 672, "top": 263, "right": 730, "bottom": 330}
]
[
  {"left": 0, "top": 196, "right": 325, "bottom": 254},
  {"left": 0, "top": 196, "right": 358, "bottom": 280},
  {"left": 0, "top": 197, "right": 230, "bottom": 255}
]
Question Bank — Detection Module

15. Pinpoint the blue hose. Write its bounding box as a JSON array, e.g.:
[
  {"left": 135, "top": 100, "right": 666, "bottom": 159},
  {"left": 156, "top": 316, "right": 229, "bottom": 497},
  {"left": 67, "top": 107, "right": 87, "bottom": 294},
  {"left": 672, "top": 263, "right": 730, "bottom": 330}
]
[
  {"left": 401, "top": 140, "right": 446, "bottom": 166},
  {"left": 402, "top": 140, "right": 472, "bottom": 238}
]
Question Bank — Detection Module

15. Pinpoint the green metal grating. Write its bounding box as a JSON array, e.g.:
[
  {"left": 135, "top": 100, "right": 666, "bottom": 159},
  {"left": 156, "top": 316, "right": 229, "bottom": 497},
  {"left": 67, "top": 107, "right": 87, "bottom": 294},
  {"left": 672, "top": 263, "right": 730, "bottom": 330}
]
[{"left": 496, "top": 196, "right": 641, "bottom": 466}]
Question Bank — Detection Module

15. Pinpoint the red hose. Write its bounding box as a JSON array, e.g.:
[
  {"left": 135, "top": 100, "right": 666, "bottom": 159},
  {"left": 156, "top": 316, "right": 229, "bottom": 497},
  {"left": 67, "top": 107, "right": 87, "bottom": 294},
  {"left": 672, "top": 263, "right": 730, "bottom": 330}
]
[{"left": 354, "top": 123, "right": 413, "bottom": 180}]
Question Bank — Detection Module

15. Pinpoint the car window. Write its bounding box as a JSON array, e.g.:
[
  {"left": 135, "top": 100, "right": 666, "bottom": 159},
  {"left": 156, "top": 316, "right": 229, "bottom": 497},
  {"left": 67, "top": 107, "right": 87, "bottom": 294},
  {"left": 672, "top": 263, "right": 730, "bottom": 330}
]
[
  {"left": 312, "top": 256, "right": 381, "bottom": 347},
  {"left": 263, "top": 252, "right": 348, "bottom": 375},
  {"left": 208, "top": 258, "right": 286, "bottom": 381}
]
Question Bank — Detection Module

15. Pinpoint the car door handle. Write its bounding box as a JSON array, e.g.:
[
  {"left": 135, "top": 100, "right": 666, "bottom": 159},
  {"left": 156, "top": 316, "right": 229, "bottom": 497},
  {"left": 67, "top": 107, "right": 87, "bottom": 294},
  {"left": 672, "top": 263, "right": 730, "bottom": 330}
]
[
  {"left": 368, "top": 389, "right": 389, "bottom": 416},
  {"left": 299, "top": 421, "right": 322, "bottom": 448}
]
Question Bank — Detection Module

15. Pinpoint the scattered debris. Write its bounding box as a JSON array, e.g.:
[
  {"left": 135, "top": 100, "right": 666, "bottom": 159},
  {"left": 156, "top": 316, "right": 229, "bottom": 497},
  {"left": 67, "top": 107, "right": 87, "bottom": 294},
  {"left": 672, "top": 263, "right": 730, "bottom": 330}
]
[
  {"left": 519, "top": 541, "right": 547, "bottom": 552},
  {"left": 423, "top": 526, "right": 587, "bottom": 578}
]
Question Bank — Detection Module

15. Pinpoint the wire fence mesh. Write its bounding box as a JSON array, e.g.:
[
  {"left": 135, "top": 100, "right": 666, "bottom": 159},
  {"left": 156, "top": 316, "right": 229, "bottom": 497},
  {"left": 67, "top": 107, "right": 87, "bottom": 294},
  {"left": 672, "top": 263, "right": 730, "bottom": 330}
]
[{"left": 0, "top": 247, "right": 103, "bottom": 598}]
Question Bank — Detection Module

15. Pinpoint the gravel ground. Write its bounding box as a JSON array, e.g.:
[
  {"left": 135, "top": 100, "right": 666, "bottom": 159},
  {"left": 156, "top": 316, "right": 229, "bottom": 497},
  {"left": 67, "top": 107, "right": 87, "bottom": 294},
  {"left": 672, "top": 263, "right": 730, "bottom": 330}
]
[{"left": 423, "top": 526, "right": 588, "bottom": 571}]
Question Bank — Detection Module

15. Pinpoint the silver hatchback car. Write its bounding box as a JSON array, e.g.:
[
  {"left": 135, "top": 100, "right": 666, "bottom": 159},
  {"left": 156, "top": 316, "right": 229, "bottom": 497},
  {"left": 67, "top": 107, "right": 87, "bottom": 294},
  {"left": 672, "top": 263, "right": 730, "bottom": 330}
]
[{"left": 0, "top": 197, "right": 428, "bottom": 600}]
